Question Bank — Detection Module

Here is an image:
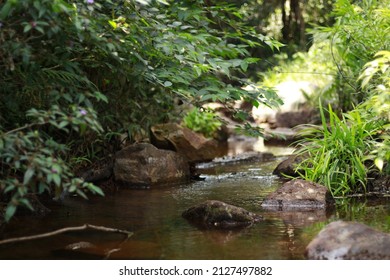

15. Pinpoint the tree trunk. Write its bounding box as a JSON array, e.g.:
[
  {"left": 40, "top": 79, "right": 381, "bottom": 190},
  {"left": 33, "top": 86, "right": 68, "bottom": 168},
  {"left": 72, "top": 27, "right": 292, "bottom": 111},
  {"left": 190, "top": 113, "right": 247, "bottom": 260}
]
[{"left": 281, "top": 0, "right": 306, "bottom": 51}]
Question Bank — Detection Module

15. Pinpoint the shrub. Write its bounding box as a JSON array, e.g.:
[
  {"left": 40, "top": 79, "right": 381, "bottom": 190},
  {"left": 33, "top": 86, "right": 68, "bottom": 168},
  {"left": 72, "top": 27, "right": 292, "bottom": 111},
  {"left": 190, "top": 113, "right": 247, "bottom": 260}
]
[
  {"left": 315, "top": 0, "right": 390, "bottom": 110},
  {"left": 182, "top": 108, "right": 222, "bottom": 138}
]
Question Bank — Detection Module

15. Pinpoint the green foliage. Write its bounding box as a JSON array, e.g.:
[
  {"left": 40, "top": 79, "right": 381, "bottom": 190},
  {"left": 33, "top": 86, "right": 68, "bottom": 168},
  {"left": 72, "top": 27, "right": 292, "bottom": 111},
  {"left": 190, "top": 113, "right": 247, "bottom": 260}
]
[
  {"left": 0, "top": 105, "right": 104, "bottom": 222},
  {"left": 288, "top": 0, "right": 390, "bottom": 198},
  {"left": 0, "top": 0, "right": 282, "bottom": 220},
  {"left": 359, "top": 51, "right": 390, "bottom": 172},
  {"left": 294, "top": 103, "right": 384, "bottom": 197},
  {"left": 315, "top": 0, "right": 390, "bottom": 110},
  {"left": 182, "top": 108, "right": 222, "bottom": 138}
]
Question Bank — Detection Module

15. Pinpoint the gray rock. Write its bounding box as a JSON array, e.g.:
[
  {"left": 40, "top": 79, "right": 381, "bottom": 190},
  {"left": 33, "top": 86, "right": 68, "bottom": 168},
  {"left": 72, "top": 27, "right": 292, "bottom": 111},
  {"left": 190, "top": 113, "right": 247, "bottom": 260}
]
[
  {"left": 182, "top": 200, "right": 263, "bottom": 229},
  {"left": 306, "top": 221, "right": 390, "bottom": 259},
  {"left": 150, "top": 123, "right": 227, "bottom": 163},
  {"left": 114, "top": 143, "right": 190, "bottom": 186},
  {"left": 273, "top": 153, "right": 307, "bottom": 177},
  {"left": 261, "top": 179, "right": 334, "bottom": 210},
  {"left": 275, "top": 109, "right": 317, "bottom": 128}
]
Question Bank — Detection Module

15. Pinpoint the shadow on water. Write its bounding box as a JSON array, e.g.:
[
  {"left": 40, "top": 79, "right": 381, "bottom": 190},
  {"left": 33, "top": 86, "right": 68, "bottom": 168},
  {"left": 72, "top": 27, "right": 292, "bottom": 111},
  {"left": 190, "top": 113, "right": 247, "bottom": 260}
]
[{"left": 1, "top": 139, "right": 390, "bottom": 259}]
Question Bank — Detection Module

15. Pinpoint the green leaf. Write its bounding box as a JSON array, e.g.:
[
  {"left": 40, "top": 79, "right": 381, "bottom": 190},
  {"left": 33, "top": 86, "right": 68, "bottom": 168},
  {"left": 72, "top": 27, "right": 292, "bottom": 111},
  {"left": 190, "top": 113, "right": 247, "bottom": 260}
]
[
  {"left": 35, "top": 26, "right": 45, "bottom": 34},
  {"left": 94, "top": 91, "right": 108, "bottom": 103},
  {"left": 23, "top": 24, "right": 32, "bottom": 33},
  {"left": 4, "top": 185, "right": 16, "bottom": 193},
  {"left": 52, "top": 173, "right": 61, "bottom": 187},
  {"left": 76, "top": 189, "right": 88, "bottom": 199},
  {"left": 240, "top": 60, "right": 248, "bottom": 71},
  {"left": 5, "top": 204, "right": 17, "bottom": 222},
  {"left": 87, "top": 184, "right": 105, "bottom": 196},
  {"left": 69, "top": 185, "right": 77, "bottom": 193},
  {"left": 108, "top": 20, "right": 117, "bottom": 29},
  {"left": 23, "top": 167, "right": 35, "bottom": 185},
  {"left": 38, "top": 182, "right": 49, "bottom": 194},
  {"left": 58, "top": 121, "right": 69, "bottom": 129},
  {"left": 0, "top": 2, "right": 12, "bottom": 20},
  {"left": 19, "top": 198, "right": 34, "bottom": 211}
]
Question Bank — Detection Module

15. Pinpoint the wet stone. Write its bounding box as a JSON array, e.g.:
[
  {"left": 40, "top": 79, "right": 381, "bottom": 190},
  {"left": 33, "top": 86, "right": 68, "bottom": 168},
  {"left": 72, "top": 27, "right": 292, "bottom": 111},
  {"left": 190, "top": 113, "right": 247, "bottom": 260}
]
[
  {"left": 273, "top": 153, "right": 307, "bottom": 177},
  {"left": 306, "top": 221, "right": 390, "bottom": 260},
  {"left": 261, "top": 179, "right": 334, "bottom": 211},
  {"left": 182, "top": 200, "right": 263, "bottom": 229},
  {"left": 114, "top": 143, "right": 190, "bottom": 187},
  {"left": 150, "top": 123, "right": 227, "bottom": 163}
]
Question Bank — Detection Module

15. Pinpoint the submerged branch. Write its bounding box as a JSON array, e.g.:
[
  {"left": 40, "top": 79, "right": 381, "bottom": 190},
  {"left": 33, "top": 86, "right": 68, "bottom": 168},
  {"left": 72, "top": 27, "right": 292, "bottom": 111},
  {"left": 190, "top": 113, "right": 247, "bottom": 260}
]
[{"left": 0, "top": 224, "right": 133, "bottom": 246}]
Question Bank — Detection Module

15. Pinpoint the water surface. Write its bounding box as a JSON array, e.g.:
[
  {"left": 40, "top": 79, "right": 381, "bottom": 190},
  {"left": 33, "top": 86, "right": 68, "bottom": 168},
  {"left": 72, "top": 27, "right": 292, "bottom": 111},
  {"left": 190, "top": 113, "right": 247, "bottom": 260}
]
[{"left": 1, "top": 142, "right": 390, "bottom": 259}]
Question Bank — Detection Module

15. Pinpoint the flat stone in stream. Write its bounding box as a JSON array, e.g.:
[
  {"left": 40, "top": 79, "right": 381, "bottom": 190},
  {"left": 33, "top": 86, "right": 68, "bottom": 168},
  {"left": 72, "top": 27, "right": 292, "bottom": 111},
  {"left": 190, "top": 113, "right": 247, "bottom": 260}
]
[
  {"left": 182, "top": 200, "right": 263, "bottom": 229},
  {"left": 261, "top": 179, "right": 334, "bottom": 211},
  {"left": 306, "top": 221, "right": 390, "bottom": 259}
]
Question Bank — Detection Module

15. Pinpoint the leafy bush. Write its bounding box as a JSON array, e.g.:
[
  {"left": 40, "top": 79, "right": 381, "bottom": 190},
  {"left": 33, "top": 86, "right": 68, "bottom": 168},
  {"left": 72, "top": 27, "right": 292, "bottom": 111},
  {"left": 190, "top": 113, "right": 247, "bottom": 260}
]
[
  {"left": 359, "top": 51, "right": 390, "bottom": 172},
  {"left": 182, "top": 108, "right": 222, "bottom": 138},
  {"left": 315, "top": 0, "right": 390, "bottom": 110}
]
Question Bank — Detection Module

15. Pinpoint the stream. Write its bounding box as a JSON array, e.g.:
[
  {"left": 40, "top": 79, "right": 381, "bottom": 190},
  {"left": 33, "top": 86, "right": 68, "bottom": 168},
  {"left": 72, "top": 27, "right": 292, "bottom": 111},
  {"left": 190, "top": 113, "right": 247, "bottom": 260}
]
[{"left": 1, "top": 138, "right": 390, "bottom": 259}]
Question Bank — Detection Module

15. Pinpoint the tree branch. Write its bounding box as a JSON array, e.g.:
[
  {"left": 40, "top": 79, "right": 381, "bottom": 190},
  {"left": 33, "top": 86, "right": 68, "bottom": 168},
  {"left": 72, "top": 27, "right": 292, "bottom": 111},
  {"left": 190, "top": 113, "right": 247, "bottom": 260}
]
[{"left": 0, "top": 224, "right": 133, "bottom": 246}]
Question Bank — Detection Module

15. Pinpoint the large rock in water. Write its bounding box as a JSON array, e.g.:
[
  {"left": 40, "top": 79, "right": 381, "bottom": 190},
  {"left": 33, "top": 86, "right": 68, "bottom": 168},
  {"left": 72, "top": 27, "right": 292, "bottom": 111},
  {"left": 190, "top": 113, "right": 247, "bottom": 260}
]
[
  {"left": 261, "top": 179, "right": 334, "bottom": 210},
  {"left": 182, "top": 200, "right": 263, "bottom": 229},
  {"left": 114, "top": 143, "right": 190, "bottom": 186},
  {"left": 150, "top": 123, "right": 226, "bottom": 163},
  {"left": 306, "top": 221, "right": 390, "bottom": 259}
]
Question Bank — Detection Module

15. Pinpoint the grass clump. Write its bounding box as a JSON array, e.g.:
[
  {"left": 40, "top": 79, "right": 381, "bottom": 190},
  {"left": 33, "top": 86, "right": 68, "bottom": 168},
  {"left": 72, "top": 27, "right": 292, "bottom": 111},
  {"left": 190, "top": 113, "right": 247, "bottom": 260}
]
[{"left": 294, "top": 102, "right": 384, "bottom": 197}]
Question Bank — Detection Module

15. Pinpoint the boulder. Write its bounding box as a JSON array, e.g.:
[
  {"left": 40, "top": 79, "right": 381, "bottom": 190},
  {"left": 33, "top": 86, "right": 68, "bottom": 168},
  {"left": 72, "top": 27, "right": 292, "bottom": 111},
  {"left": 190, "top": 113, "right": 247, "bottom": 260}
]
[
  {"left": 305, "top": 221, "right": 390, "bottom": 259},
  {"left": 273, "top": 153, "right": 307, "bottom": 177},
  {"left": 113, "top": 143, "right": 190, "bottom": 186},
  {"left": 182, "top": 200, "right": 263, "bottom": 229},
  {"left": 261, "top": 179, "right": 334, "bottom": 211},
  {"left": 150, "top": 123, "right": 227, "bottom": 163},
  {"left": 274, "top": 109, "right": 317, "bottom": 128}
]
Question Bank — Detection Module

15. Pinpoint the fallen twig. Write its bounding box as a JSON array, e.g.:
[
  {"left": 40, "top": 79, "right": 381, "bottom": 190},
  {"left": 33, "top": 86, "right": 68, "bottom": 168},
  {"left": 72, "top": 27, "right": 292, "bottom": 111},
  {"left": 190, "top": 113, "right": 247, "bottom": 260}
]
[{"left": 0, "top": 224, "right": 133, "bottom": 246}]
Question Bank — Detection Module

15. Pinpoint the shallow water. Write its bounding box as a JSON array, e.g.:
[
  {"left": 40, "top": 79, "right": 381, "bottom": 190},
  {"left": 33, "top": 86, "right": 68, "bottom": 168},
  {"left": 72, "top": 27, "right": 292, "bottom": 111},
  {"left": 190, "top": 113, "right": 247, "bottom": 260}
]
[{"left": 1, "top": 142, "right": 390, "bottom": 260}]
